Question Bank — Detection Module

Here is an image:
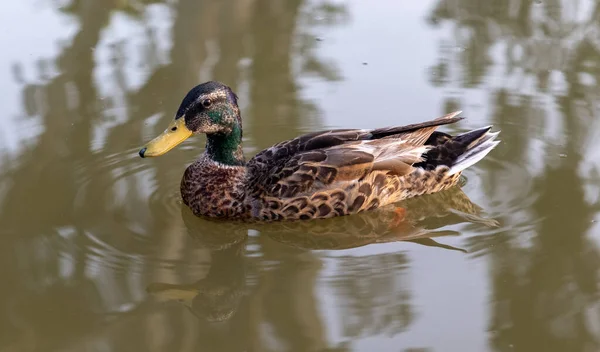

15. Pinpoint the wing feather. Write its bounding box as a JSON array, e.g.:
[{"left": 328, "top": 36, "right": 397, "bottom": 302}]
[{"left": 246, "top": 112, "right": 463, "bottom": 199}]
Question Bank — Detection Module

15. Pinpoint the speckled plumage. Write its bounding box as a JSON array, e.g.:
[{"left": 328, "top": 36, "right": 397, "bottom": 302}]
[
  {"left": 142, "top": 81, "right": 500, "bottom": 222},
  {"left": 181, "top": 154, "right": 249, "bottom": 218}
]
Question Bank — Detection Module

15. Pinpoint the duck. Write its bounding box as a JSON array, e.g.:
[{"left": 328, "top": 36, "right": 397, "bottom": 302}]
[{"left": 139, "top": 81, "right": 500, "bottom": 222}]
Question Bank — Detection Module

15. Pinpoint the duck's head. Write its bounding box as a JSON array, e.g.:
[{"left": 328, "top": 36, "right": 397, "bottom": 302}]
[{"left": 139, "top": 81, "right": 241, "bottom": 158}]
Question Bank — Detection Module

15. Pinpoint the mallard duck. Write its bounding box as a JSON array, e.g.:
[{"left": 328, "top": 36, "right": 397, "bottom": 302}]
[{"left": 139, "top": 81, "right": 500, "bottom": 222}]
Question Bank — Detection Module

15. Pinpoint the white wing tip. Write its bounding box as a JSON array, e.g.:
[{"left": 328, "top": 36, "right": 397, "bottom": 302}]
[{"left": 447, "top": 139, "right": 500, "bottom": 175}]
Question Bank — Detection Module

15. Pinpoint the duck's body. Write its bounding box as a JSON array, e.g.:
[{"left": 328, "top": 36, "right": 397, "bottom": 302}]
[{"left": 140, "top": 81, "right": 500, "bottom": 222}]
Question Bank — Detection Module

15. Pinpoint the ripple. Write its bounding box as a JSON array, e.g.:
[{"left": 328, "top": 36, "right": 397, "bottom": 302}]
[
  {"left": 148, "top": 184, "right": 184, "bottom": 219},
  {"left": 69, "top": 146, "right": 197, "bottom": 269},
  {"left": 75, "top": 146, "right": 185, "bottom": 214},
  {"left": 458, "top": 151, "right": 542, "bottom": 238},
  {"left": 74, "top": 147, "right": 150, "bottom": 198}
]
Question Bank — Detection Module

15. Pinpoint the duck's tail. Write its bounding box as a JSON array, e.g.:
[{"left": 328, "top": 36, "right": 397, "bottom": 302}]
[
  {"left": 446, "top": 127, "right": 500, "bottom": 175},
  {"left": 414, "top": 125, "right": 500, "bottom": 174}
]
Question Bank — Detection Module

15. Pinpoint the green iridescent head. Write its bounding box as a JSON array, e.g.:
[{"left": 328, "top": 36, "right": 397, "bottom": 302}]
[{"left": 140, "top": 81, "right": 244, "bottom": 165}]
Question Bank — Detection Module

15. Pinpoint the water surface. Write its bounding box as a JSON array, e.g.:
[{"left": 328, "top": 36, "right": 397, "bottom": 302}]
[{"left": 1, "top": 0, "right": 600, "bottom": 351}]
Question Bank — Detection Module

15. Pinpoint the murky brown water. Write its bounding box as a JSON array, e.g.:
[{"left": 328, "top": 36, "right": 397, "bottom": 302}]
[{"left": 1, "top": 0, "right": 600, "bottom": 351}]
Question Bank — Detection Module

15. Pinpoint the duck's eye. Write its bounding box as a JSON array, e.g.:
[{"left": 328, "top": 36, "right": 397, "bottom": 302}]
[{"left": 202, "top": 99, "right": 212, "bottom": 108}]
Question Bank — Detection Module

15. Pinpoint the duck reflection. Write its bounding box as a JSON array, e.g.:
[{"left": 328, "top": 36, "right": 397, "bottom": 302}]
[
  {"left": 147, "top": 183, "right": 496, "bottom": 327},
  {"left": 147, "top": 208, "right": 248, "bottom": 323}
]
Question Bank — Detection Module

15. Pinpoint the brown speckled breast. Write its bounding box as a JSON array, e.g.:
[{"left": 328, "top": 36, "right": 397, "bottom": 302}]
[{"left": 180, "top": 155, "right": 250, "bottom": 219}]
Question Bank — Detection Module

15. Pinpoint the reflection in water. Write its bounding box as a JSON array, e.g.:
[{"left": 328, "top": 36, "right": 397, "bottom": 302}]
[
  {"left": 429, "top": 0, "right": 600, "bottom": 350},
  {"left": 145, "top": 187, "right": 495, "bottom": 350},
  {"left": 148, "top": 208, "right": 248, "bottom": 323},
  {"left": 330, "top": 253, "right": 412, "bottom": 338}
]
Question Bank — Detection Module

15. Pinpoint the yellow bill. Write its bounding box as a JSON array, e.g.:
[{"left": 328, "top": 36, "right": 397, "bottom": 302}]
[{"left": 139, "top": 118, "right": 192, "bottom": 158}]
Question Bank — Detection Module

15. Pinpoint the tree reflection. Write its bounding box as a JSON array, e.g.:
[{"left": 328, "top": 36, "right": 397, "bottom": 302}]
[
  {"left": 427, "top": 0, "right": 600, "bottom": 350},
  {"left": 331, "top": 253, "right": 413, "bottom": 337}
]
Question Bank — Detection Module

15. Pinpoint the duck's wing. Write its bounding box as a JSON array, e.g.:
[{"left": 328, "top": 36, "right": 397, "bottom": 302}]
[{"left": 246, "top": 111, "right": 464, "bottom": 199}]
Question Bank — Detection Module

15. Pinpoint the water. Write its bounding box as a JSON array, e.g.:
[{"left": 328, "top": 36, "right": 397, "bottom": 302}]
[{"left": 1, "top": 0, "right": 600, "bottom": 351}]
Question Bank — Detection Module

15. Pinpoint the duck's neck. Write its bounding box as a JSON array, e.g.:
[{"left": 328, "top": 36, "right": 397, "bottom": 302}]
[{"left": 205, "top": 124, "right": 245, "bottom": 166}]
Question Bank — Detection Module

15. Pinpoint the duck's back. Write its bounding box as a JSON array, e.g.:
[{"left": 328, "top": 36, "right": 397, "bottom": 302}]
[{"left": 241, "top": 112, "right": 498, "bottom": 222}]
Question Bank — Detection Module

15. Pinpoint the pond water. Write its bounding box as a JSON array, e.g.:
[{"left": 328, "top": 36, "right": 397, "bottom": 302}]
[{"left": 1, "top": 0, "right": 600, "bottom": 351}]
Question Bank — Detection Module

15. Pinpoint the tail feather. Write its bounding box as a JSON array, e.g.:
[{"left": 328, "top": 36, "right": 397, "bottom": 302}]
[
  {"left": 453, "top": 126, "right": 493, "bottom": 146},
  {"left": 447, "top": 129, "right": 500, "bottom": 175},
  {"left": 414, "top": 123, "right": 500, "bottom": 173}
]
